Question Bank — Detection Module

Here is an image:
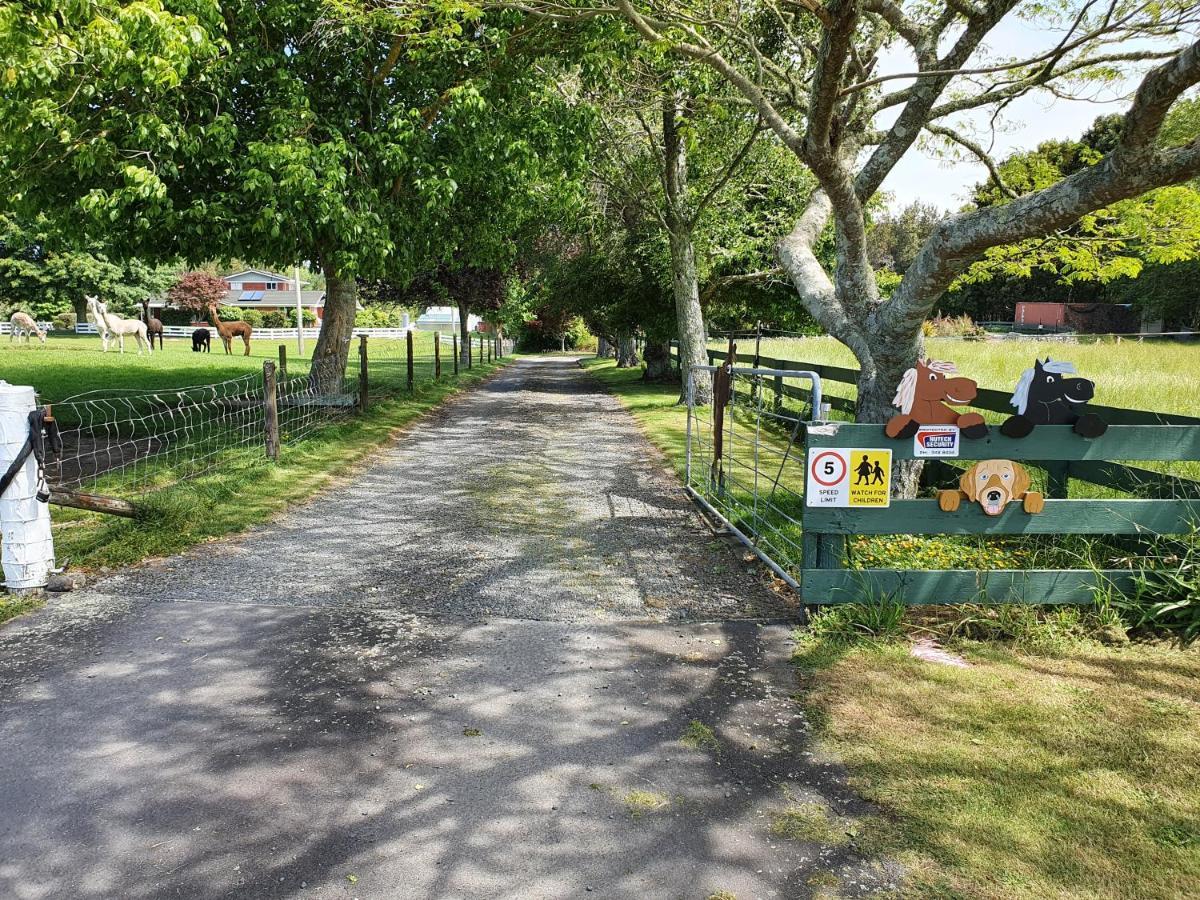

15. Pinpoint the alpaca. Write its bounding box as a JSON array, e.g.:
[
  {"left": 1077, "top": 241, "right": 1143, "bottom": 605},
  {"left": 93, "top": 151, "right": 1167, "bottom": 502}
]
[
  {"left": 207, "top": 306, "right": 252, "bottom": 356},
  {"left": 141, "top": 298, "right": 164, "bottom": 351},
  {"left": 192, "top": 327, "right": 211, "bottom": 352},
  {"left": 85, "top": 294, "right": 112, "bottom": 350},
  {"left": 86, "top": 295, "right": 151, "bottom": 354},
  {"left": 8, "top": 311, "right": 46, "bottom": 344}
]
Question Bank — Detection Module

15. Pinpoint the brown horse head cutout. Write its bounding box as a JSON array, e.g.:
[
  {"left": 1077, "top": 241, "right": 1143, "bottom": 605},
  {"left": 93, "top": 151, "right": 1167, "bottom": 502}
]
[
  {"left": 885, "top": 359, "right": 988, "bottom": 440},
  {"left": 938, "top": 459, "right": 1044, "bottom": 516}
]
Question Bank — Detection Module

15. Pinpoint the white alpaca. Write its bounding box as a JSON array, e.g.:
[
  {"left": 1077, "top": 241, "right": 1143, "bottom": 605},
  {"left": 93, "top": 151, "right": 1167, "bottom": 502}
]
[
  {"left": 85, "top": 294, "right": 112, "bottom": 349},
  {"left": 8, "top": 311, "right": 47, "bottom": 345},
  {"left": 86, "top": 295, "right": 151, "bottom": 355}
]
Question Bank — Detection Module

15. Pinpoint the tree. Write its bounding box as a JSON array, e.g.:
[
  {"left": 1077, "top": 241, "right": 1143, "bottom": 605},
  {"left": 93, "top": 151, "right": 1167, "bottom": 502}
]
[
  {"left": 867, "top": 202, "right": 944, "bottom": 273},
  {"left": 454, "top": 0, "right": 1200, "bottom": 488},
  {"left": 960, "top": 107, "right": 1200, "bottom": 287},
  {"left": 0, "top": 215, "right": 176, "bottom": 321},
  {"left": 166, "top": 271, "right": 228, "bottom": 316},
  {"left": 0, "top": 1, "right": 582, "bottom": 390}
]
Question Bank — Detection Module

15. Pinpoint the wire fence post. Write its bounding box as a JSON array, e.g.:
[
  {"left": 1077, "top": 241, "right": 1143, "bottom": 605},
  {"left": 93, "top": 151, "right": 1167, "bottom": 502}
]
[
  {"left": 406, "top": 329, "right": 414, "bottom": 390},
  {"left": 359, "top": 334, "right": 370, "bottom": 412},
  {"left": 488, "top": 334, "right": 493, "bottom": 364},
  {"left": 453, "top": 333, "right": 460, "bottom": 375},
  {"left": 278, "top": 344, "right": 288, "bottom": 384},
  {"left": 434, "top": 331, "right": 441, "bottom": 379},
  {"left": 263, "top": 361, "right": 279, "bottom": 460},
  {"left": 0, "top": 384, "right": 54, "bottom": 592},
  {"left": 467, "top": 332, "right": 473, "bottom": 370},
  {"left": 477, "top": 333, "right": 483, "bottom": 366}
]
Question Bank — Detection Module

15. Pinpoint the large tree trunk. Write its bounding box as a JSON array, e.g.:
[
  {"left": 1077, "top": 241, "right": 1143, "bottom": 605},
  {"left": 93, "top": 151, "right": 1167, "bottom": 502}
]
[
  {"left": 663, "top": 93, "right": 711, "bottom": 405},
  {"left": 642, "top": 339, "right": 673, "bottom": 381},
  {"left": 309, "top": 259, "right": 357, "bottom": 394},
  {"left": 615, "top": 331, "right": 638, "bottom": 368},
  {"left": 457, "top": 299, "right": 471, "bottom": 366},
  {"left": 597, "top": 336, "right": 611, "bottom": 358}
]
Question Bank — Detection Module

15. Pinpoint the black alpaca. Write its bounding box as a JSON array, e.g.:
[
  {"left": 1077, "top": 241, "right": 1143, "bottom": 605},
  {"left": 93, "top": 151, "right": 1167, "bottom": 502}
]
[
  {"left": 191, "top": 327, "right": 211, "bottom": 353},
  {"left": 1001, "top": 358, "right": 1107, "bottom": 439}
]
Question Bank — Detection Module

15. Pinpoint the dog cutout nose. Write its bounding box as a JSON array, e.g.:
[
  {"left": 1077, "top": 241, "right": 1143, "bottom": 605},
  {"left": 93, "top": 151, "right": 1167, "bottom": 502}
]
[{"left": 986, "top": 490, "right": 1002, "bottom": 502}]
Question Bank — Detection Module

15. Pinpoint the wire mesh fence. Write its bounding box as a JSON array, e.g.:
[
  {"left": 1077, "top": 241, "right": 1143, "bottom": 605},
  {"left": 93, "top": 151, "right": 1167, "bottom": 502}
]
[
  {"left": 686, "top": 364, "right": 823, "bottom": 588},
  {"left": 35, "top": 331, "right": 511, "bottom": 508}
]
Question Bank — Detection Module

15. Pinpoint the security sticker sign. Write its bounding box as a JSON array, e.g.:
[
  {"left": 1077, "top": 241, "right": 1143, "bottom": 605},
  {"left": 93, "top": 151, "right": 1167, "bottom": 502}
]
[
  {"left": 806, "top": 449, "right": 892, "bottom": 507},
  {"left": 914, "top": 425, "right": 960, "bottom": 458}
]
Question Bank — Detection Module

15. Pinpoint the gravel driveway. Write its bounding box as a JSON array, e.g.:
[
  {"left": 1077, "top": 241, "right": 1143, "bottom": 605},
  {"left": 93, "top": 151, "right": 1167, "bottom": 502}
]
[{"left": 0, "top": 356, "right": 897, "bottom": 899}]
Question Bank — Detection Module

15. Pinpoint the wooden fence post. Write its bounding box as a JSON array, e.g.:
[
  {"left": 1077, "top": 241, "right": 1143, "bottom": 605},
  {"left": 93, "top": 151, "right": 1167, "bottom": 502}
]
[
  {"left": 487, "top": 334, "right": 492, "bottom": 363},
  {"left": 467, "top": 332, "right": 473, "bottom": 369},
  {"left": 263, "top": 360, "right": 279, "bottom": 460},
  {"left": 453, "top": 333, "right": 460, "bottom": 375},
  {"left": 278, "top": 344, "right": 287, "bottom": 384},
  {"left": 478, "top": 333, "right": 483, "bottom": 366},
  {"left": 435, "top": 331, "right": 441, "bottom": 379},
  {"left": 406, "top": 329, "right": 414, "bottom": 390},
  {"left": 359, "top": 334, "right": 369, "bottom": 411}
]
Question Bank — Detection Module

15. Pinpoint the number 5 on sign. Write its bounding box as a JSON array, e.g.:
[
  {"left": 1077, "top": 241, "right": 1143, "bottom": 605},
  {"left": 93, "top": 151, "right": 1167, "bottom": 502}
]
[{"left": 806, "top": 448, "right": 892, "bottom": 507}]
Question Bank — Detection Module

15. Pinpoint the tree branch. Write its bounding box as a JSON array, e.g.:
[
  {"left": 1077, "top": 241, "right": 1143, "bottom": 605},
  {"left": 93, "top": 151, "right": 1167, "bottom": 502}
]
[
  {"left": 883, "top": 40, "right": 1200, "bottom": 338},
  {"left": 924, "top": 123, "right": 1017, "bottom": 199}
]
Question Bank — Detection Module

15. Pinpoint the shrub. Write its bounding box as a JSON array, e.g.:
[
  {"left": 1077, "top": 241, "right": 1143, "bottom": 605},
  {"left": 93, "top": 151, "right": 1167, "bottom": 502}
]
[
  {"left": 217, "top": 306, "right": 243, "bottom": 322},
  {"left": 288, "top": 307, "right": 317, "bottom": 326},
  {"left": 262, "top": 311, "right": 288, "bottom": 328},
  {"left": 1106, "top": 529, "right": 1200, "bottom": 645},
  {"left": 926, "top": 313, "right": 987, "bottom": 339},
  {"left": 238, "top": 309, "right": 264, "bottom": 328},
  {"left": 52, "top": 312, "right": 76, "bottom": 331}
]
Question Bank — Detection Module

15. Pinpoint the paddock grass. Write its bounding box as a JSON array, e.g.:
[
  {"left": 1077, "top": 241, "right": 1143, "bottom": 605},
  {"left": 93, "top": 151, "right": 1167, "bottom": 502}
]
[
  {"left": 0, "top": 330, "right": 462, "bottom": 401},
  {"left": 583, "top": 355, "right": 1200, "bottom": 899}
]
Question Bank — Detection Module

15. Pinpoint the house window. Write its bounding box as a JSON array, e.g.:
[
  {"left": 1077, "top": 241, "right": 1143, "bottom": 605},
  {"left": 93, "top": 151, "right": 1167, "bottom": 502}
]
[{"left": 265, "top": 282, "right": 280, "bottom": 290}]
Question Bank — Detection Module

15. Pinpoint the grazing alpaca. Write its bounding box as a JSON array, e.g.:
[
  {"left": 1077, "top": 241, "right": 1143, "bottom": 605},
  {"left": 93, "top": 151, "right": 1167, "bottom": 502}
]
[
  {"left": 9, "top": 311, "right": 46, "bottom": 345},
  {"left": 207, "top": 306, "right": 251, "bottom": 356},
  {"left": 191, "top": 327, "right": 212, "bottom": 352},
  {"left": 86, "top": 295, "right": 151, "bottom": 354},
  {"left": 141, "top": 298, "right": 164, "bottom": 351}
]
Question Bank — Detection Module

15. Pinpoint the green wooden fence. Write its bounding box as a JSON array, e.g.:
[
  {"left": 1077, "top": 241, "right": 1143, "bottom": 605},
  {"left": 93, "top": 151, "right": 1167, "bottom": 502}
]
[
  {"left": 674, "top": 344, "right": 1200, "bottom": 498},
  {"left": 802, "top": 422, "right": 1200, "bottom": 605}
]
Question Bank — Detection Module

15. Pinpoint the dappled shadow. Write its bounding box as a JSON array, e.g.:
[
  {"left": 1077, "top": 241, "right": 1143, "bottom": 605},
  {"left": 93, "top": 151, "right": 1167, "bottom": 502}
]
[{"left": 0, "top": 356, "right": 885, "bottom": 897}]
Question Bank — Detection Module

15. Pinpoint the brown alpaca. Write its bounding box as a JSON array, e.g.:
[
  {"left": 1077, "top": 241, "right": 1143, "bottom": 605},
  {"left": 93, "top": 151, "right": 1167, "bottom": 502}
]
[
  {"left": 141, "top": 298, "right": 164, "bottom": 351},
  {"left": 207, "top": 306, "right": 252, "bottom": 355}
]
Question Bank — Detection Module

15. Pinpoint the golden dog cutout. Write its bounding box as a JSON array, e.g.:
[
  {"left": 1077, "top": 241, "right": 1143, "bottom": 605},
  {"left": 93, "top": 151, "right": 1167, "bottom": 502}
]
[{"left": 938, "top": 459, "right": 1045, "bottom": 516}]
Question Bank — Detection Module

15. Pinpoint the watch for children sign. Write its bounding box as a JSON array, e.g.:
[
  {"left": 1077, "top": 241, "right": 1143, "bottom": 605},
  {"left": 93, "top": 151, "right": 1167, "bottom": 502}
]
[{"left": 806, "top": 449, "right": 892, "bottom": 507}]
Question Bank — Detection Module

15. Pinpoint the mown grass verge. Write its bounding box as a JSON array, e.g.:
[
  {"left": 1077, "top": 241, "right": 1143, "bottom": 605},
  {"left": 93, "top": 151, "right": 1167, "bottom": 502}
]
[{"left": 584, "top": 353, "right": 1200, "bottom": 899}]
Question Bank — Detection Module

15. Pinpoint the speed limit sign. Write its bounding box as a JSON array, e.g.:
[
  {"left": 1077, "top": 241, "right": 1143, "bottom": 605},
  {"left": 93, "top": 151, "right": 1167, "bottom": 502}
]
[{"left": 806, "top": 448, "right": 891, "bottom": 507}]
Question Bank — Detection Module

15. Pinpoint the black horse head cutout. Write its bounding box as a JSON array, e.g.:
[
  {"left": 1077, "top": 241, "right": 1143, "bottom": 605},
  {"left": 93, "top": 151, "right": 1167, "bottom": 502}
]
[{"left": 1000, "top": 358, "right": 1107, "bottom": 439}]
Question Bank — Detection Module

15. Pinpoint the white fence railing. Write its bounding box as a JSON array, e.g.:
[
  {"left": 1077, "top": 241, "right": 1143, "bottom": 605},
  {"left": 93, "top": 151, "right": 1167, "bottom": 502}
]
[{"left": 2, "top": 322, "right": 54, "bottom": 335}]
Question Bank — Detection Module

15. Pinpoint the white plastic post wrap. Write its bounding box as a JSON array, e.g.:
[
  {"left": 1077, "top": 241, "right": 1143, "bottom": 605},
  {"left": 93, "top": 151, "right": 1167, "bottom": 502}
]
[{"left": 0, "top": 382, "right": 54, "bottom": 590}]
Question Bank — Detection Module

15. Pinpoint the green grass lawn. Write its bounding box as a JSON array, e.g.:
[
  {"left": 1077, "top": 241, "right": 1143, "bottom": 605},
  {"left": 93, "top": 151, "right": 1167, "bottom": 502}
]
[
  {"left": 1, "top": 330, "right": 461, "bottom": 401},
  {"left": 800, "top": 639, "right": 1200, "bottom": 900},
  {"left": 583, "top": 354, "right": 1200, "bottom": 899}
]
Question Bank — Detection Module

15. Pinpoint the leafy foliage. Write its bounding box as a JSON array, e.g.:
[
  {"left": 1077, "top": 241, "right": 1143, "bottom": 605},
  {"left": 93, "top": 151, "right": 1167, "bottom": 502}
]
[{"left": 166, "top": 271, "right": 227, "bottom": 313}]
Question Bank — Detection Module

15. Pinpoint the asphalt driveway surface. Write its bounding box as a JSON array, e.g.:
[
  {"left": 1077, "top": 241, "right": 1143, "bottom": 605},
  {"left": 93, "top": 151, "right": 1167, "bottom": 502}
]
[{"left": 0, "top": 357, "right": 897, "bottom": 899}]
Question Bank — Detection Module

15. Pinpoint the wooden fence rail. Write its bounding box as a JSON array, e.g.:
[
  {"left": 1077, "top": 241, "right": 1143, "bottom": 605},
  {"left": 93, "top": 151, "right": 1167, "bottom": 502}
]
[{"left": 802, "top": 422, "right": 1200, "bottom": 606}]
